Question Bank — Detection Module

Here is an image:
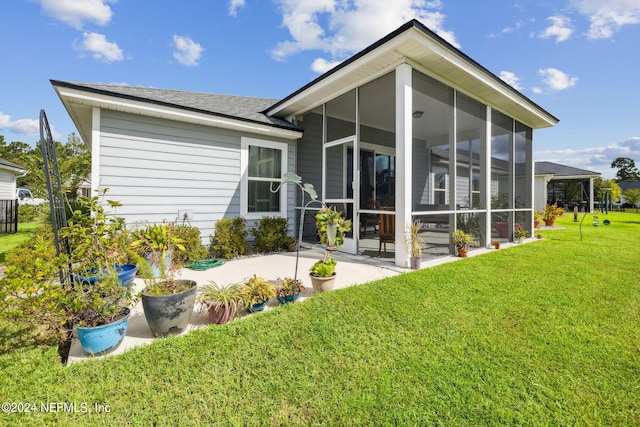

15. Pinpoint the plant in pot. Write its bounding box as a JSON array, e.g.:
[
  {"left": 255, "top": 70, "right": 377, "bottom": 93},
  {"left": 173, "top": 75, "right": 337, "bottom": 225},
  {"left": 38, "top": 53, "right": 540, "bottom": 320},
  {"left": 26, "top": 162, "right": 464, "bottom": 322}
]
[
  {"left": 310, "top": 207, "right": 352, "bottom": 292},
  {"left": 541, "top": 203, "right": 564, "bottom": 226},
  {"left": 198, "top": 281, "right": 245, "bottom": 324},
  {"left": 276, "top": 277, "right": 305, "bottom": 304},
  {"left": 491, "top": 239, "right": 501, "bottom": 249},
  {"left": 130, "top": 222, "right": 196, "bottom": 337},
  {"left": 0, "top": 192, "right": 138, "bottom": 359},
  {"left": 406, "top": 219, "right": 425, "bottom": 269},
  {"left": 451, "top": 229, "right": 478, "bottom": 258},
  {"left": 285, "top": 236, "right": 298, "bottom": 252},
  {"left": 534, "top": 210, "right": 543, "bottom": 229},
  {"left": 240, "top": 274, "right": 276, "bottom": 313},
  {"left": 514, "top": 224, "right": 528, "bottom": 242}
]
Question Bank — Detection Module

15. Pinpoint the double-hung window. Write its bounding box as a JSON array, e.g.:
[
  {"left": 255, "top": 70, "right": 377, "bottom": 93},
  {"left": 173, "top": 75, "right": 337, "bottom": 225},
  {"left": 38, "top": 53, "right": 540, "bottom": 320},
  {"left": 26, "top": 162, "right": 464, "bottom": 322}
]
[{"left": 241, "top": 138, "right": 287, "bottom": 218}]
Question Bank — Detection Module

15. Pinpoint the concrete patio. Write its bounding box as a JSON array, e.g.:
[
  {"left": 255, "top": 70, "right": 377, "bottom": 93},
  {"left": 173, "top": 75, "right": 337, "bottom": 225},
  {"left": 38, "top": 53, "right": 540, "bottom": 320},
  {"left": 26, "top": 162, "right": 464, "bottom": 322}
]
[{"left": 67, "top": 240, "right": 535, "bottom": 364}]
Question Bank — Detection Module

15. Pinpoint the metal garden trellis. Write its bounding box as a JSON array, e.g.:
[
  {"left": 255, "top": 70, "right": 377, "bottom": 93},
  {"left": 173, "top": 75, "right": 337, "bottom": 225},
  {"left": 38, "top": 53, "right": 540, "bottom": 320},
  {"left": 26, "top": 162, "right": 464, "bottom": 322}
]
[{"left": 39, "top": 109, "right": 72, "bottom": 284}]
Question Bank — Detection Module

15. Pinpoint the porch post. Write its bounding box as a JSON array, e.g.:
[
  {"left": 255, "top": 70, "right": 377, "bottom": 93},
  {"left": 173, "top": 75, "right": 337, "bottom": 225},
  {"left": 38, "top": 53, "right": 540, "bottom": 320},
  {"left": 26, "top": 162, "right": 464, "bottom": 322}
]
[
  {"left": 395, "top": 63, "right": 412, "bottom": 268},
  {"left": 589, "top": 177, "right": 595, "bottom": 213}
]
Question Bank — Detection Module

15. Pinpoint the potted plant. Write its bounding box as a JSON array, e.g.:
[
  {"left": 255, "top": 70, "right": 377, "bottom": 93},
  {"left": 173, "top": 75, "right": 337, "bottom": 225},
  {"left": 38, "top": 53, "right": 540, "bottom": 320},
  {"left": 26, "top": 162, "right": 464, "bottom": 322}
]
[
  {"left": 514, "top": 224, "right": 528, "bottom": 242},
  {"left": 59, "top": 191, "right": 138, "bottom": 355},
  {"left": 285, "top": 236, "right": 298, "bottom": 252},
  {"left": 406, "top": 219, "right": 425, "bottom": 269},
  {"left": 130, "top": 222, "right": 196, "bottom": 337},
  {"left": 541, "top": 203, "right": 564, "bottom": 226},
  {"left": 276, "top": 277, "right": 305, "bottom": 304},
  {"left": 198, "top": 281, "right": 245, "bottom": 324},
  {"left": 451, "top": 229, "right": 478, "bottom": 258},
  {"left": 310, "top": 207, "right": 352, "bottom": 292},
  {"left": 491, "top": 239, "right": 501, "bottom": 249},
  {"left": 534, "top": 210, "right": 543, "bottom": 229},
  {"left": 240, "top": 274, "right": 276, "bottom": 312}
]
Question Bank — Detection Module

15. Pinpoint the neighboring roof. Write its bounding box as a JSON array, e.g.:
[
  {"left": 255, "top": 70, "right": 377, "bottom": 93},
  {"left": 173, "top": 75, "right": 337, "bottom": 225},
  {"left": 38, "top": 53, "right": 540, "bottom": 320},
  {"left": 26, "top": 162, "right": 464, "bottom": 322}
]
[
  {"left": 619, "top": 180, "right": 640, "bottom": 191},
  {"left": 267, "top": 19, "right": 559, "bottom": 130},
  {"left": 51, "top": 80, "right": 303, "bottom": 147},
  {"left": 535, "top": 161, "right": 600, "bottom": 178},
  {"left": 0, "top": 158, "right": 26, "bottom": 174}
]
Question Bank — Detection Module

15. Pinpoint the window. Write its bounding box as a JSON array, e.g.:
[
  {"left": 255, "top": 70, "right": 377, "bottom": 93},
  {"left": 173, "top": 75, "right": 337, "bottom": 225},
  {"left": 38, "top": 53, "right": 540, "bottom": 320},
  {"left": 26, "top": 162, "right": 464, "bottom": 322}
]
[
  {"left": 433, "top": 167, "right": 448, "bottom": 205},
  {"left": 241, "top": 138, "right": 287, "bottom": 217}
]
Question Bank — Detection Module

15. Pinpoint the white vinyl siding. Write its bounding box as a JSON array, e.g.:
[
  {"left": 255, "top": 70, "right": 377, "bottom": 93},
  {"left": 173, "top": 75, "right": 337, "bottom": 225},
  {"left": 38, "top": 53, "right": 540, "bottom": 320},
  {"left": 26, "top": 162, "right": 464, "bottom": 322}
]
[
  {"left": 0, "top": 169, "right": 17, "bottom": 199},
  {"left": 98, "top": 110, "right": 295, "bottom": 245}
]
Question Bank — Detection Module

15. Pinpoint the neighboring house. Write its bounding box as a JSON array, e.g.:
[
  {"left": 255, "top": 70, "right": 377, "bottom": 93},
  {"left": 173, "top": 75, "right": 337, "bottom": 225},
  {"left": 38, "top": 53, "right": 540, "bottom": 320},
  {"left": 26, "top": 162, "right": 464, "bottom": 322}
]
[
  {"left": 618, "top": 180, "right": 640, "bottom": 207},
  {"left": 52, "top": 20, "right": 559, "bottom": 268},
  {"left": 0, "top": 158, "right": 26, "bottom": 200},
  {"left": 534, "top": 162, "right": 600, "bottom": 213}
]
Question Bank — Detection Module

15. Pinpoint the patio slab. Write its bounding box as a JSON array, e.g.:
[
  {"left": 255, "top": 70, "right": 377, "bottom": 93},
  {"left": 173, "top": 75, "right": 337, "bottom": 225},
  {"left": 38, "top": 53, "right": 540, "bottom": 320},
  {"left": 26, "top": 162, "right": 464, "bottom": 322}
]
[{"left": 66, "top": 239, "right": 537, "bottom": 364}]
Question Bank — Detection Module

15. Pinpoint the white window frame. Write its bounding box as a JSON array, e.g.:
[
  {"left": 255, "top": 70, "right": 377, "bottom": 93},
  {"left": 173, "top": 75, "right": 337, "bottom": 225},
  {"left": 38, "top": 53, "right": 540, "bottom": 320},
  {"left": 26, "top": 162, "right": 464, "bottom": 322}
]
[
  {"left": 432, "top": 166, "right": 449, "bottom": 204},
  {"left": 240, "top": 137, "right": 288, "bottom": 219}
]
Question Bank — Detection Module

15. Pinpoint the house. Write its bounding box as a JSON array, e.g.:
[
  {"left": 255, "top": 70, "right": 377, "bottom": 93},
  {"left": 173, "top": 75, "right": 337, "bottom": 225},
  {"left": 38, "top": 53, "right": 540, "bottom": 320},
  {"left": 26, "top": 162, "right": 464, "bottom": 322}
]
[
  {"left": 534, "top": 161, "right": 601, "bottom": 213},
  {"left": 618, "top": 180, "right": 640, "bottom": 207},
  {"left": 52, "top": 20, "right": 559, "bottom": 268},
  {"left": 0, "top": 158, "right": 26, "bottom": 200}
]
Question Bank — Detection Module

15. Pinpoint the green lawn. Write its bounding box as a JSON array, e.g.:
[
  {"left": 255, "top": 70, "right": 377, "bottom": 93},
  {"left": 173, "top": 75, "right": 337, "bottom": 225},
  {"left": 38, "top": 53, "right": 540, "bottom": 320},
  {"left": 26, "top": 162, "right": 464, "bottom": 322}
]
[
  {"left": 0, "top": 213, "right": 638, "bottom": 425},
  {"left": 0, "top": 222, "right": 41, "bottom": 263}
]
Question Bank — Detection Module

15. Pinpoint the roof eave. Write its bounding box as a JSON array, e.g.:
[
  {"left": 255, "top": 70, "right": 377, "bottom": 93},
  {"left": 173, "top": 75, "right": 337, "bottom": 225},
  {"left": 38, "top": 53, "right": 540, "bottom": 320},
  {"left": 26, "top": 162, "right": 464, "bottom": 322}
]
[{"left": 51, "top": 81, "right": 303, "bottom": 144}]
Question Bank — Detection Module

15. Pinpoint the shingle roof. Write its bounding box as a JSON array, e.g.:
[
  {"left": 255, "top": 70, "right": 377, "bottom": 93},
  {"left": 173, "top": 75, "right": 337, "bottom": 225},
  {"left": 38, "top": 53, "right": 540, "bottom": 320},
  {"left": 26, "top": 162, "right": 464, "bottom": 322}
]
[
  {"left": 535, "top": 161, "right": 600, "bottom": 177},
  {"left": 0, "top": 158, "right": 26, "bottom": 172},
  {"left": 51, "top": 81, "right": 300, "bottom": 131},
  {"left": 619, "top": 180, "right": 640, "bottom": 191}
]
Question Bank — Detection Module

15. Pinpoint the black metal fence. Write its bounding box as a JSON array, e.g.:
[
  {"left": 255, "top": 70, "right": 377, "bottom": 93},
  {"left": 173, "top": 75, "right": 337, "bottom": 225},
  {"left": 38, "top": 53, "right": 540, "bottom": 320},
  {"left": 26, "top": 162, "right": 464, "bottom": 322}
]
[{"left": 0, "top": 199, "right": 19, "bottom": 235}]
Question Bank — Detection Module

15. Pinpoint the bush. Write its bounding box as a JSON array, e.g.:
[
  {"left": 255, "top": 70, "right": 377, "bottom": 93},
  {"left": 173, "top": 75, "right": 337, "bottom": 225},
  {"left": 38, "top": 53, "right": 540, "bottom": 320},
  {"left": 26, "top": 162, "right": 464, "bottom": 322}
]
[
  {"left": 18, "top": 204, "right": 47, "bottom": 223},
  {"left": 250, "top": 216, "right": 289, "bottom": 253},
  {"left": 172, "top": 225, "right": 209, "bottom": 266},
  {"left": 209, "top": 217, "right": 247, "bottom": 260}
]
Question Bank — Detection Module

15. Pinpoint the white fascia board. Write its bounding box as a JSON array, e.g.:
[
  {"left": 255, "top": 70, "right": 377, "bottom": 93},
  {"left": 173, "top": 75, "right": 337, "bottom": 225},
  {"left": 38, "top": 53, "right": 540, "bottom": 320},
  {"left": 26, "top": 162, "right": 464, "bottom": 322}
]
[
  {"left": 57, "top": 87, "right": 303, "bottom": 140},
  {"left": 0, "top": 164, "right": 26, "bottom": 174},
  {"left": 549, "top": 174, "right": 601, "bottom": 180}
]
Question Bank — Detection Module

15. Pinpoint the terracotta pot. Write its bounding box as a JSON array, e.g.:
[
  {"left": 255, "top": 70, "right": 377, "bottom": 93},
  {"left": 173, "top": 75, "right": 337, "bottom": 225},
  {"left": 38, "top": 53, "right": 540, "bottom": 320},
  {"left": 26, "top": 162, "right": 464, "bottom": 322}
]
[
  {"left": 544, "top": 218, "right": 555, "bottom": 227},
  {"left": 496, "top": 222, "right": 510, "bottom": 238},
  {"left": 534, "top": 220, "right": 541, "bottom": 229},
  {"left": 457, "top": 248, "right": 469, "bottom": 258}
]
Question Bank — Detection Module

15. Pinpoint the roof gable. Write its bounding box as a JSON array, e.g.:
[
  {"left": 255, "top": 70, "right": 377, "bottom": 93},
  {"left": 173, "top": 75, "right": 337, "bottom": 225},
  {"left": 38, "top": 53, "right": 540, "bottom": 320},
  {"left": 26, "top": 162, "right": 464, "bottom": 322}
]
[{"left": 267, "top": 19, "right": 558, "bottom": 130}]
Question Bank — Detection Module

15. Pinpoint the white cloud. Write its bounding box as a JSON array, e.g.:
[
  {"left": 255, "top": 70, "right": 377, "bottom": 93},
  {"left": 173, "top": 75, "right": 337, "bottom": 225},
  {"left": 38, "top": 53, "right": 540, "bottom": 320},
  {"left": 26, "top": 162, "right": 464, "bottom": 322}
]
[
  {"left": 311, "top": 58, "right": 342, "bottom": 74},
  {"left": 571, "top": 0, "right": 640, "bottom": 39},
  {"left": 172, "top": 35, "right": 204, "bottom": 67},
  {"left": 539, "top": 15, "right": 573, "bottom": 42},
  {"left": 37, "top": 0, "right": 116, "bottom": 29},
  {"left": 270, "top": 0, "right": 458, "bottom": 71},
  {"left": 535, "top": 137, "right": 640, "bottom": 177},
  {"left": 229, "top": 0, "right": 245, "bottom": 17},
  {"left": 0, "top": 112, "right": 40, "bottom": 136},
  {"left": 537, "top": 67, "right": 578, "bottom": 92},
  {"left": 499, "top": 71, "right": 523, "bottom": 90},
  {"left": 76, "top": 32, "right": 124, "bottom": 62}
]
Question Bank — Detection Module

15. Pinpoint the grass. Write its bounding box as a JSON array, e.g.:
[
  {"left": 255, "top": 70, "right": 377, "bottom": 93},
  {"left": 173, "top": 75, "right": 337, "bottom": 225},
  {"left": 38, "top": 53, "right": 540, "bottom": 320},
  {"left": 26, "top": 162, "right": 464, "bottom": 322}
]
[
  {"left": 1, "top": 213, "right": 638, "bottom": 425},
  {"left": 0, "top": 222, "right": 41, "bottom": 262}
]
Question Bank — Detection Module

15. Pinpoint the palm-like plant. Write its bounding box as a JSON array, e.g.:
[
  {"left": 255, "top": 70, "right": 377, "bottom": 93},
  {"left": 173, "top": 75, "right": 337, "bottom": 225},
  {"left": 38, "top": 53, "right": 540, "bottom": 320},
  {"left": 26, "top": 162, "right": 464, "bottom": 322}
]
[{"left": 198, "top": 281, "right": 245, "bottom": 324}]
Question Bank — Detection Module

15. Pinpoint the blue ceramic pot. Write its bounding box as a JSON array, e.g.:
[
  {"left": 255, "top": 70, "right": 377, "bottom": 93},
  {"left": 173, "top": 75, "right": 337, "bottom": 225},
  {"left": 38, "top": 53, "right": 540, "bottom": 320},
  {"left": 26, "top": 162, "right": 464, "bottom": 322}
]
[
  {"left": 249, "top": 300, "right": 269, "bottom": 312},
  {"left": 76, "top": 264, "right": 138, "bottom": 288},
  {"left": 277, "top": 293, "right": 300, "bottom": 304},
  {"left": 76, "top": 308, "right": 130, "bottom": 355}
]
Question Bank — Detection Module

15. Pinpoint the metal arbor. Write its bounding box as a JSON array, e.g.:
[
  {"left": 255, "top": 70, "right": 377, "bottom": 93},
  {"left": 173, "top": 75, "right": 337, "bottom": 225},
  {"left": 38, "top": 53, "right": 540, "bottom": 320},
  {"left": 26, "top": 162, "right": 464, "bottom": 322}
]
[{"left": 39, "top": 109, "right": 72, "bottom": 284}]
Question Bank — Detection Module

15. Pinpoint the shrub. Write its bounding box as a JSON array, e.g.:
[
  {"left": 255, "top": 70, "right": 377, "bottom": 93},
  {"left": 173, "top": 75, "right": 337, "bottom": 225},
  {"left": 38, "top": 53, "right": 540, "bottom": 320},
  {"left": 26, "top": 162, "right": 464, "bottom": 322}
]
[
  {"left": 172, "top": 224, "right": 209, "bottom": 266},
  {"left": 210, "top": 217, "right": 247, "bottom": 260},
  {"left": 250, "top": 216, "right": 289, "bottom": 253},
  {"left": 18, "top": 204, "right": 47, "bottom": 223}
]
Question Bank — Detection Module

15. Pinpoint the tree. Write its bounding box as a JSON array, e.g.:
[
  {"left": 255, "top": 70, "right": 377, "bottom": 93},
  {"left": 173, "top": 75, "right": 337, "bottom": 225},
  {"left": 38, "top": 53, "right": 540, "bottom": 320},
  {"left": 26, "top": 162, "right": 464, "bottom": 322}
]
[
  {"left": 610, "top": 157, "right": 640, "bottom": 182},
  {"left": 622, "top": 188, "right": 640, "bottom": 213},
  {"left": 594, "top": 177, "right": 622, "bottom": 204},
  {"left": 0, "top": 133, "right": 90, "bottom": 200}
]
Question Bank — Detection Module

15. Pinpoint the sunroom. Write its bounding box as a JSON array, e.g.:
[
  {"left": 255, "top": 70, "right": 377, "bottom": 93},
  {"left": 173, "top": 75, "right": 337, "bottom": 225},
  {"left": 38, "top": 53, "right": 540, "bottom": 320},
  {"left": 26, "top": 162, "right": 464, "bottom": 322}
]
[{"left": 268, "top": 20, "right": 558, "bottom": 268}]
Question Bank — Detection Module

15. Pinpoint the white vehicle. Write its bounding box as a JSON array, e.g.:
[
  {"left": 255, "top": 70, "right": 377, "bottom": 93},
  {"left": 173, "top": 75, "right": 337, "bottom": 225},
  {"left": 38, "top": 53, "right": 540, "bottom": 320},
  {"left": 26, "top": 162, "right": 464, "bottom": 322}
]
[{"left": 16, "top": 188, "right": 47, "bottom": 206}]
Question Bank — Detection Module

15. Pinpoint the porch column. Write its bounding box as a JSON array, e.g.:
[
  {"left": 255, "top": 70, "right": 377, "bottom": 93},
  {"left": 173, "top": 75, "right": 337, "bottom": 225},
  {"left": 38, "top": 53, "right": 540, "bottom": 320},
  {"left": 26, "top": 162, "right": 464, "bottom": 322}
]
[
  {"left": 91, "top": 107, "right": 101, "bottom": 195},
  {"left": 589, "top": 177, "right": 595, "bottom": 212},
  {"left": 395, "top": 63, "right": 412, "bottom": 268}
]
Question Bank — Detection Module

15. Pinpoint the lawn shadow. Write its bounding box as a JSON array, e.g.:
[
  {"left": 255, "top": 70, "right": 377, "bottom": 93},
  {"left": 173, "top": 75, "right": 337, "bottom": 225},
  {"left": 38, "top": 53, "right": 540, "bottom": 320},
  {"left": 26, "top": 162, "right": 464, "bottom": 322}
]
[{"left": 0, "top": 321, "right": 58, "bottom": 356}]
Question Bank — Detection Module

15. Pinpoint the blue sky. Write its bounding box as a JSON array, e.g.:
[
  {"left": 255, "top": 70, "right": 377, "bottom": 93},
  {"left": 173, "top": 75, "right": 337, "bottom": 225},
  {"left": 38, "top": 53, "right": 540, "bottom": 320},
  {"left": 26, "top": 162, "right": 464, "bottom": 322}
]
[{"left": 1, "top": 0, "right": 639, "bottom": 179}]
